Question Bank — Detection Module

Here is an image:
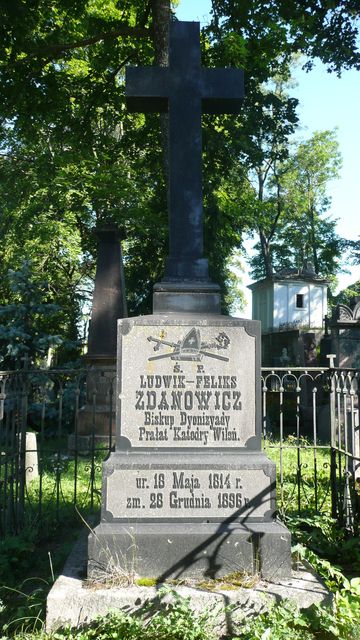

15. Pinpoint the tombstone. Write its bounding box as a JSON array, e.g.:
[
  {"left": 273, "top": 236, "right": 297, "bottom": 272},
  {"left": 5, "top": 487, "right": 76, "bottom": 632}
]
[
  {"left": 86, "top": 226, "right": 127, "bottom": 361},
  {"left": 88, "top": 21, "right": 291, "bottom": 582},
  {"left": 329, "top": 298, "right": 360, "bottom": 369},
  {"left": 329, "top": 299, "right": 360, "bottom": 473},
  {"left": 69, "top": 226, "right": 127, "bottom": 453},
  {"left": 25, "top": 432, "right": 38, "bottom": 484},
  {"left": 279, "top": 347, "right": 291, "bottom": 367}
]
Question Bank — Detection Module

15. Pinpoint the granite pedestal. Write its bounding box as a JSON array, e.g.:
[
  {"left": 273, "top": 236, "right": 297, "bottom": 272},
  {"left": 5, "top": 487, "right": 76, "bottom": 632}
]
[
  {"left": 88, "top": 315, "right": 292, "bottom": 581},
  {"left": 48, "top": 530, "right": 329, "bottom": 635}
]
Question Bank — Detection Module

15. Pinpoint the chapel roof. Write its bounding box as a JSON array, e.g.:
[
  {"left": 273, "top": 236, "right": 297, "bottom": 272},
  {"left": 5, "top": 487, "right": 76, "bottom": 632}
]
[{"left": 248, "top": 265, "right": 330, "bottom": 290}]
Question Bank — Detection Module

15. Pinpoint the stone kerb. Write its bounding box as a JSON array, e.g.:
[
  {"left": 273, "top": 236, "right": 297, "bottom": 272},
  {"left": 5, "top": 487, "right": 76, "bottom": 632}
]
[{"left": 47, "top": 530, "right": 329, "bottom": 634}]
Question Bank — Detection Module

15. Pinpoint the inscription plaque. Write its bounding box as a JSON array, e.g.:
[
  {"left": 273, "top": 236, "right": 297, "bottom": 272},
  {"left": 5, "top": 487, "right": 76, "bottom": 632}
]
[
  {"left": 119, "top": 324, "right": 255, "bottom": 448},
  {"left": 106, "top": 468, "right": 272, "bottom": 519}
]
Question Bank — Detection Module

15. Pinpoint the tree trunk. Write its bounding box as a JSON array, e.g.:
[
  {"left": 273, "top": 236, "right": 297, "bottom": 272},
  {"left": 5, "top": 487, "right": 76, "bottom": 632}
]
[
  {"left": 259, "top": 228, "right": 273, "bottom": 279},
  {"left": 151, "top": 0, "right": 171, "bottom": 66},
  {"left": 307, "top": 175, "right": 319, "bottom": 273},
  {"left": 257, "top": 170, "right": 273, "bottom": 279},
  {"left": 151, "top": 0, "right": 171, "bottom": 185},
  {"left": 309, "top": 203, "right": 319, "bottom": 273}
]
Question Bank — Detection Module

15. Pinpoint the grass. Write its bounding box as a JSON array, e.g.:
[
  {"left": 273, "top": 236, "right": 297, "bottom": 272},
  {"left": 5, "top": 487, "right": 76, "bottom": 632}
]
[
  {"left": 0, "top": 450, "right": 105, "bottom": 636},
  {"left": 265, "top": 436, "right": 333, "bottom": 516}
]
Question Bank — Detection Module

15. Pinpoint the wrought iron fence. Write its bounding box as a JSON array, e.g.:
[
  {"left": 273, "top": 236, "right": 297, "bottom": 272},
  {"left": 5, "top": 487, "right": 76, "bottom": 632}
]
[
  {"left": 0, "top": 367, "right": 115, "bottom": 537},
  {"left": 0, "top": 365, "right": 359, "bottom": 539},
  {"left": 262, "top": 367, "right": 360, "bottom": 530}
]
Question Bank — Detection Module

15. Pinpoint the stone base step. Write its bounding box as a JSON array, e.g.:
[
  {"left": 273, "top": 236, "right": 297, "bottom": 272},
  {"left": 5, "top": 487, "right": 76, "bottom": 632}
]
[{"left": 88, "top": 520, "right": 291, "bottom": 582}]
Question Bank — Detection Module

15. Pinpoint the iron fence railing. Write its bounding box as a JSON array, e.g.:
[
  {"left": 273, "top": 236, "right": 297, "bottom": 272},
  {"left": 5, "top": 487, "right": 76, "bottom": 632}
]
[
  {"left": 0, "top": 366, "right": 359, "bottom": 538},
  {"left": 261, "top": 367, "right": 359, "bottom": 530},
  {"left": 0, "top": 367, "right": 114, "bottom": 537}
]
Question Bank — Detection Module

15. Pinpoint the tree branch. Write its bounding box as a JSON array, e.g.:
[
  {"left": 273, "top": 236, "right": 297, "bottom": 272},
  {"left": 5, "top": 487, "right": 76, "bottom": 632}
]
[{"left": 27, "top": 26, "right": 152, "bottom": 60}]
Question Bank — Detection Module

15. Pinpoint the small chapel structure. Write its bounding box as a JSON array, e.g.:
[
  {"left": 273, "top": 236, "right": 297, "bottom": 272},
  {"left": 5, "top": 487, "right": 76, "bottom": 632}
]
[{"left": 248, "top": 265, "right": 329, "bottom": 366}]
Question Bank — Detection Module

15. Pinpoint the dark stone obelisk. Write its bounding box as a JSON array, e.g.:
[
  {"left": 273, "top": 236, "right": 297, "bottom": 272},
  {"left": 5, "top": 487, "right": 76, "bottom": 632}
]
[
  {"left": 126, "top": 21, "right": 244, "bottom": 313},
  {"left": 87, "top": 226, "right": 127, "bottom": 361},
  {"left": 73, "top": 226, "right": 127, "bottom": 449}
]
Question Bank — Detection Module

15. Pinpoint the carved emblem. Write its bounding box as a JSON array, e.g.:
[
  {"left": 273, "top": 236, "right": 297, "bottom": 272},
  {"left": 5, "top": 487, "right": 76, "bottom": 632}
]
[
  {"left": 147, "top": 327, "right": 230, "bottom": 362},
  {"left": 353, "top": 301, "right": 360, "bottom": 321},
  {"left": 338, "top": 305, "right": 354, "bottom": 321}
]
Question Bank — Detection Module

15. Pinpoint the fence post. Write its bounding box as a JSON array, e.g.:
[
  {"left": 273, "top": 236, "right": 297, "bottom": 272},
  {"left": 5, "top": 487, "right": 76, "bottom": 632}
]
[
  {"left": 17, "top": 370, "right": 29, "bottom": 531},
  {"left": 327, "top": 355, "right": 338, "bottom": 520},
  {"left": 0, "top": 377, "right": 7, "bottom": 535}
]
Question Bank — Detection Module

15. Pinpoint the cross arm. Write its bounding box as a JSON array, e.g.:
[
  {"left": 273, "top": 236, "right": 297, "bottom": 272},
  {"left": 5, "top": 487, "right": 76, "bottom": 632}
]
[
  {"left": 201, "top": 68, "right": 244, "bottom": 114},
  {"left": 125, "top": 67, "right": 170, "bottom": 112}
]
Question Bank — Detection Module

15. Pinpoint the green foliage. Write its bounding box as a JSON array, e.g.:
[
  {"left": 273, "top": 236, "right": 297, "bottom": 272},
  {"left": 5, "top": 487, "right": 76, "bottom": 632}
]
[
  {"left": 231, "top": 538, "right": 360, "bottom": 639},
  {"left": 0, "top": 534, "right": 36, "bottom": 586},
  {"left": 0, "top": 445, "right": 359, "bottom": 640},
  {"left": 0, "top": 581, "right": 47, "bottom": 637},
  {"left": 54, "top": 611, "right": 145, "bottom": 640},
  {"left": 209, "top": 0, "right": 360, "bottom": 75},
  {"left": 1, "top": 0, "right": 358, "bottom": 320},
  {"left": 248, "top": 129, "right": 343, "bottom": 280},
  {"left": 232, "top": 585, "right": 360, "bottom": 640},
  {"left": 331, "top": 280, "right": 360, "bottom": 310},
  {"left": 140, "top": 588, "right": 215, "bottom": 640},
  {"left": 292, "top": 545, "right": 360, "bottom": 640},
  {"left": 286, "top": 514, "right": 360, "bottom": 575},
  {"left": 0, "top": 261, "right": 80, "bottom": 367},
  {"left": 207, "top": 0, "right": 350, "bottom": 283},
  {"left": 265, "top": 438, "right": 333, "bottom": 518},
  {"left": 235, "top": 599, "right": 314, "bottom": 639},
  {"left": 0, "top": 531, "right": 50, "bottom": 636},
  {"left": 0, "top": 492, "right": 92, "bottom": 637},
  {"left": 347, "top": 238, "right": 360, "bottom": 265},
  {"left": 33, "top": 588, "right": 214, "bottom": 640},
  {"left": 0, "top": 0, "right": 166, "bottom": 317}
]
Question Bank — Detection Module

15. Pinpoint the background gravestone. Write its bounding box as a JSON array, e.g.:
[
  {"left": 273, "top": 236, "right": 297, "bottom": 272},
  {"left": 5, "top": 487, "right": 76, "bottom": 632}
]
[
  {"left": 69, "top": 226, "right": 127, "bottom": 452},
  {"left": 87, "top": 226, "right": 127, "bottom": 361},
  {"left": 330, "top": 298, "right": 360, "bottom": 368},
  {"left": 88, "top": 21, "right": 291, "bottom": 582}
]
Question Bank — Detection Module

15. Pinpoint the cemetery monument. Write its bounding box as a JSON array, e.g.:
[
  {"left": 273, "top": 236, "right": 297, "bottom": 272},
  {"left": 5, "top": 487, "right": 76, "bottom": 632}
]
[
  {"left": 329, "top": 298, "right": 360, "bottom": 368},
  {"left": 69, "top": 226, "right": 127, "bottom": 451},
  {"left": 88, "top": 21, "right": 291, "bottom": 581}
]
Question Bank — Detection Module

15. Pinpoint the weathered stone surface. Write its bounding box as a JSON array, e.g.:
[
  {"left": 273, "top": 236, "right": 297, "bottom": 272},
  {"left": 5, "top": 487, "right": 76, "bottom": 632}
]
[
  {"left": 105, "top": 468, "right": 272, "bottom": 520},
  {"left": 152, "top": 281, "right": 221, "bottom": 314},
  {"left": 25, "top": 432, "right": 38, "bottom": 484},
  {"left": 331, "top": 326, "right": 360, "bottom": 368},
  {"left": 47, "top": 531, "right": 329, "bottom": 635},
  {"left": 83, "top": 19, "right": 290, "bottom": 590},
  {"left": 101, "top": 452, "right": 276, "bottom": 522},
  {"left": 88, "top": 521, "right": 291, "bottom": 582},
  {"left": 117, "top": 316, "right": 261, "bottom": 450},
  {"left": 89, "top": 436, "right": 288, "bottom": 581},
  {"left": 87, "top": 226, "right": 127, "bottom": 360},
  {"left": 67, "top": 433, "right": 114, "bottom": 456},
  {"left": 77, "top": 406, "right": 115, "bottom": 437},
  {"left": 87, "top": 313, "right": 292, "bottom": 580},
  {"left": 329, "top": 299, "right": 360, "bottom": 368},
  {"left": 68, "top": 367, "right": 116, "bottom": 452}
]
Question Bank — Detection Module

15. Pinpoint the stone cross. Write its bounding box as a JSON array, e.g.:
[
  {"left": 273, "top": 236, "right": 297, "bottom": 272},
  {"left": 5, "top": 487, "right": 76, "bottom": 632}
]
[{"left": 126, "top": 21, "right": 244, "bottom": 280}]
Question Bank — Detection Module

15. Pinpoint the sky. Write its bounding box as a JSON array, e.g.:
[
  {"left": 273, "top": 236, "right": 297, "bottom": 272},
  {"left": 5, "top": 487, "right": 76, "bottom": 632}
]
[{"left": 176, "top": 0, "right": 360, "bottom": 318}]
